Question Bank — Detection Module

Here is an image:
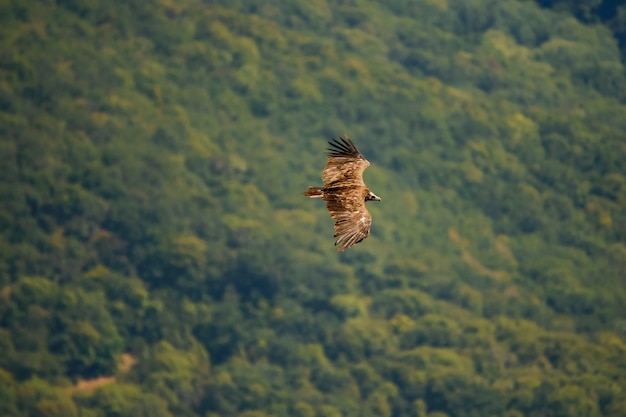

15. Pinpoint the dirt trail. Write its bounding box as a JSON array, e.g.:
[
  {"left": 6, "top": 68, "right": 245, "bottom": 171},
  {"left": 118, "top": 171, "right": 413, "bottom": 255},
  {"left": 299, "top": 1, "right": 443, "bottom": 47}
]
[{"left": 70, "top": 353, "right": 137, "bottom": 393}]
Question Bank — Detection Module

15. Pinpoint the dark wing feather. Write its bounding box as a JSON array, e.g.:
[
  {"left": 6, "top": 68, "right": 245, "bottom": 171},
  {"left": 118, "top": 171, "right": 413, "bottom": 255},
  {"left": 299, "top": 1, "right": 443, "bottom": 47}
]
[
  {"left": 327, "top": 136, "right": 360, "bottom": 158},
  {"left": 322, "top": 136, "right": 370, "bottom": 186},
  {"left": 324, "top": 188, "right": 372, "bottom": 252}
]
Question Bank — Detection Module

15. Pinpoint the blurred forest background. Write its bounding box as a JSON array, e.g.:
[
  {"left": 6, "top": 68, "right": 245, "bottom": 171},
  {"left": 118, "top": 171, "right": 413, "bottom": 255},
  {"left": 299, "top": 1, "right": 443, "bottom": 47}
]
[{"left": 2, "top": 0, "right": 626, "bottom": 416}]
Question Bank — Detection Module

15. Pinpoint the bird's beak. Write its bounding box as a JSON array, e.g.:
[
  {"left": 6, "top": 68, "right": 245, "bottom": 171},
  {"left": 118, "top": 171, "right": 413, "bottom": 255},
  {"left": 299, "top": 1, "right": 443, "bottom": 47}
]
[{"left": 373, "top": 195, "right": 381, "bottom": 202}]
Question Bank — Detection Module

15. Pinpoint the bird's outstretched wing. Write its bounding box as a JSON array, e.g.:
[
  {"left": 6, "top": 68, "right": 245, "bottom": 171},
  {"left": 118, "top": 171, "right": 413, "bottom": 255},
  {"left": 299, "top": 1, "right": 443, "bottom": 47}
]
[
  {"left": 324, "top": 188, "right": 372, "bottom": 252},
  {"left": 322, "top": 136, "right": 370, "bottom": 187}
]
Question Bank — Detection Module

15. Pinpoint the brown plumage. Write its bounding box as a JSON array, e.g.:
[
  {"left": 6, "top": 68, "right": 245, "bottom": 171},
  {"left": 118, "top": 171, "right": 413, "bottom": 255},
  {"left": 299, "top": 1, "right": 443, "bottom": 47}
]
[{"left": 303, "top": 136, "right": 381, "bottom": 251}]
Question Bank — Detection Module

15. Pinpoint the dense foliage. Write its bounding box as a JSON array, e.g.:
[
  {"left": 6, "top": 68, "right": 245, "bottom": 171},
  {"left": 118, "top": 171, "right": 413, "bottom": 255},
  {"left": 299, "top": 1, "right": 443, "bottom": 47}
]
[{"left": 1, "top": 0, "right": 626, "bottom": 416}]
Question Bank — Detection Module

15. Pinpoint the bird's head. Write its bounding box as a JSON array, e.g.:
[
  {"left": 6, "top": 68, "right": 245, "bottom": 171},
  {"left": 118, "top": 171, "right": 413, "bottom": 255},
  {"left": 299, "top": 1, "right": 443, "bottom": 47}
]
[{"left": 366, "top": 191, "right": 381, "bottom": 202}]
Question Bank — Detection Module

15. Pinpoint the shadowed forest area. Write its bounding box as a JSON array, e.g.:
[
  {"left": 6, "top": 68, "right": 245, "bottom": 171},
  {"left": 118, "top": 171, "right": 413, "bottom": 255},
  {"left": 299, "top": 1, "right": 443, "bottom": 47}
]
[{"left": 1, "top": 0, "right": 626, "bottom": 416}]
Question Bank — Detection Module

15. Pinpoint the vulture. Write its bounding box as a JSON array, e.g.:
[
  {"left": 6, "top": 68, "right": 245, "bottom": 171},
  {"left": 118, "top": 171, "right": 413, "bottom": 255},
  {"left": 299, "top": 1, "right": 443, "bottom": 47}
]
[{"left": 303, "top": 135, "right": 381, "bottom": 251}]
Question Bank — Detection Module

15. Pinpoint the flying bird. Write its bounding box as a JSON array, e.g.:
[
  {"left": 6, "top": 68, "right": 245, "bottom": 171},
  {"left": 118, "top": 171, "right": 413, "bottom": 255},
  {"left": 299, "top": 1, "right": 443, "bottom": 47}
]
[{"left": 303, "top": 135, "right": 381, "bottom": 251}]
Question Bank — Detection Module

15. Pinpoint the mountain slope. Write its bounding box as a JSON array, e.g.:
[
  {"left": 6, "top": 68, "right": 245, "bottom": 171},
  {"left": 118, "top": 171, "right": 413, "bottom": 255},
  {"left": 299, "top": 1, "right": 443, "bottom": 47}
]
[{"left": 1, "top": 1, "right": 626, "bottom": 417}]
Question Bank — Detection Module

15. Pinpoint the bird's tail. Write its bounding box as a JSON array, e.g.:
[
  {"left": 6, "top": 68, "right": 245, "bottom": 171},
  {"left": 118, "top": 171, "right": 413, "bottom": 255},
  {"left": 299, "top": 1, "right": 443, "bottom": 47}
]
[{"left": 303, "top": 186, "right": 324, "bottom": 198}]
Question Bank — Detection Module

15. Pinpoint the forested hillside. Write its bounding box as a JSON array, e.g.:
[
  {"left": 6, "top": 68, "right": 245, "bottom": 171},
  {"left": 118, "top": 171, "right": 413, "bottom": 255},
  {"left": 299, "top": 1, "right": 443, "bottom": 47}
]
[{"left": 1, "top": 0, "right": 626, "bottom": 416}]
